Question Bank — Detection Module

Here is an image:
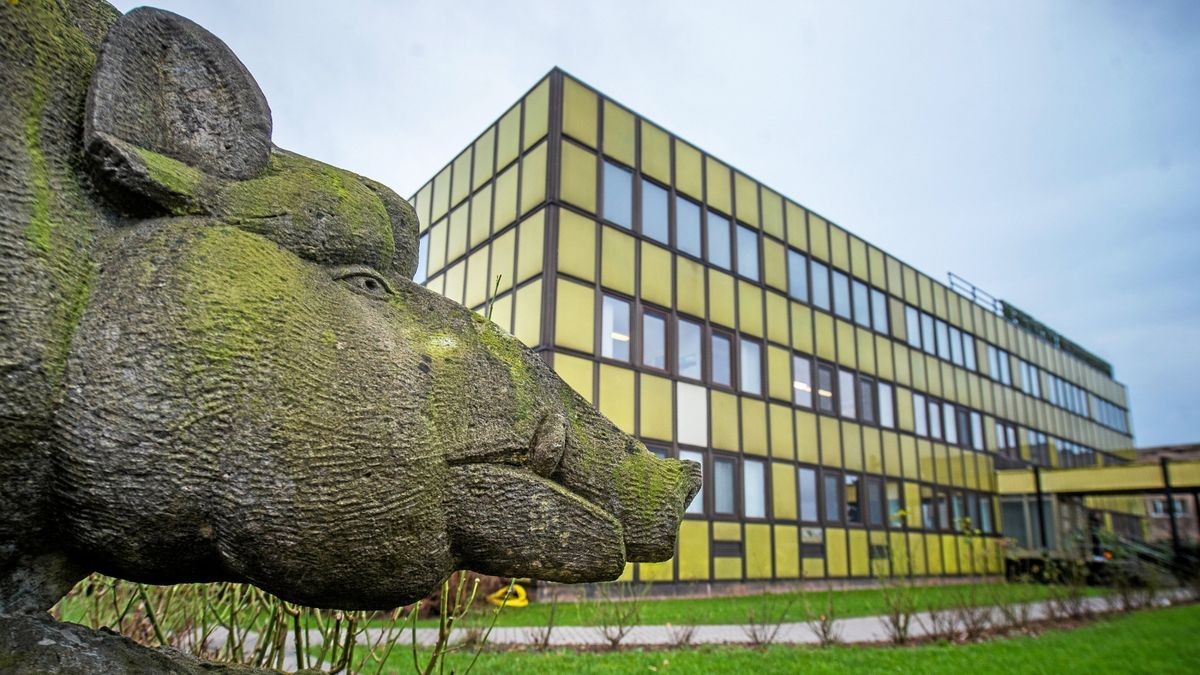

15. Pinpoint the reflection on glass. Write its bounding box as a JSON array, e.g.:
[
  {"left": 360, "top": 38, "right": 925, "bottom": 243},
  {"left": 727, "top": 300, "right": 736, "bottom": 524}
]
[
  {"left": 713, "top": 458, "right": 735, "bottom": 515},
  {"left": 913, "top": 393, "right": 928, "bottom": 436},
  {"left": 680, "top": 449, "right": 704, "bottom": 515},
  {"left": 711, "top": 332, "right": 732, "bottom": 386},
  {"left": 811, "top": 261, "right": 831, "bottom": 311},
  {"left": 602, "top": 161, "right": 632, "bottom": 228},
  {"left": 817, "top": 364, "right": 835, "bottom": 414},
  {"left": 799, "top": 468, "right": 818, "bottom": 522},
  {"left": 736, "top": 224, "right": 759, "bottom": 280},
  {"left": 905, "top": 306, "right": 921, "bottom": 348},
  {"left": 878, "top": 382, "right": 895, "bottom": 428},
  {"left": 641, "top": 179, "right": 669, "bottom": 243},
  {"left": 706, "top": 211, "right": 731, "bottom": 269},
  {"left": 793, "top": 355, "right": 813, "bottom": 407},
  {"left": 852, "top": 280, "right": 870, "bottom": 327},
  {"left": 601, "top": 295, "right": 630, "bottom": 361},
  {"left": 740, "top": 339, "right": 762, "bottom": 395},
  {"left": 845, "top": 474, "right": 862, "bottom": 524},
  {"left": 677, "top": 319, "right": 702, "bottom": 379},
  {"left": 788, "top": 250, "right": 808, "bottom": 302},
  {"left": 642, "top": 311, "right": 666, "bottom": 369},
  {"left": 839, "top": 369, "right": 856, "bottom": 418},
  {"left": 676, "top": 196, "right": 702, "bottom": 257},
  {"left": 823, "top": 472, "right": 841, "bottom": 523},
  {"left": 871, "top": 288, "right": 888, "bottom": 333},
  {"left": 743, "top": 459, "right": 766, "bottom": 518},
  {"left": 832, "top": 271, "right": 851, "bottom": 319}
]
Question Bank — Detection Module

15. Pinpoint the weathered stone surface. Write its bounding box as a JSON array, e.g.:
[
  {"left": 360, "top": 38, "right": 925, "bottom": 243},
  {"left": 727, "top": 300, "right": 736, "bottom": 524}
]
[
  {"left": 0, "top": 0, "right": 701, "bottom": 629},
  {"left": 0, "top": 613, "right": 286, "bottom": 674}
]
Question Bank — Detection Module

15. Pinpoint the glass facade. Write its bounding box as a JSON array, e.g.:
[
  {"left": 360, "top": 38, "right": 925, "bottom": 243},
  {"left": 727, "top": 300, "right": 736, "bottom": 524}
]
[{"left": 409, "top": 69, "right": 1135, "bottom": 585}]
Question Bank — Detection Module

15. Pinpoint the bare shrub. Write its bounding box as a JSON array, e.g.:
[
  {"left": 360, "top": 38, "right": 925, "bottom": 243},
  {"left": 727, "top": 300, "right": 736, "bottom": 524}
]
[
  {"left": 991, "top": 578, "right": 1036, "bottom": 634},
  {"left": 802, "top": 588, "right": 841, "bottom": 648},
  {"left": 742, "top": 594, "right": 796, "bottom": 647},
  {"left": 593, "top": 582, "right": 650, "bottom": 648},
  {"left": 666, "top": 622, "right": 697, "bottom": 647},
  {"left": 879, "top": 578, "right": 918, "bottom": 645},
  {"left": 524, "top": 590, "right": 559, "bottom": 652},
  {"left": 951, "top": 584, "right": 992, "bottom": 641},
  {"left": 919, "top": 603, "right": 958, "bottom": 642}
]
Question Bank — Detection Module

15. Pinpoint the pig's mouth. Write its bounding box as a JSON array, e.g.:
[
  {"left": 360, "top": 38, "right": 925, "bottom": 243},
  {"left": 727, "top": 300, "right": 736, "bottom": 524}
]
[{"left": 440, "top": 413, "right": 698, "bottom": 583}]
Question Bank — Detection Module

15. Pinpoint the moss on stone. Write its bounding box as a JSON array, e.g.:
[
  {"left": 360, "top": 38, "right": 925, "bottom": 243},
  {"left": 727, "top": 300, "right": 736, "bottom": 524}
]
[{"left": 131, "top": 145, "right": 204, "bottom": 206}]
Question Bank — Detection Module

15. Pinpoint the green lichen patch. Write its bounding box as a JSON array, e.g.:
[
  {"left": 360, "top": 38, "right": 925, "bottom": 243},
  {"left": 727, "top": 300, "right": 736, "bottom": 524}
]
[{"left": 131, "top": 145, "right": 204, "bottom": 204}]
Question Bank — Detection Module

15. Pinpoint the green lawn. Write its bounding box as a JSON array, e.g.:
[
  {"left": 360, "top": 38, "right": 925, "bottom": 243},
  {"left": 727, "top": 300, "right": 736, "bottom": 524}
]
[
  {"left": 411, "top": 581, "right": 1090, "bottom": 628},
  {"left": 406, "top": 603, "right": 1200, "bottom": 674}
]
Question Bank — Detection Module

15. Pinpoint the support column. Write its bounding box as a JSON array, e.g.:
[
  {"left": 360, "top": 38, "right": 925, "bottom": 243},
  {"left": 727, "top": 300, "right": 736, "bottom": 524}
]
[
  {"left": 1033, "top": 465, "right": 1049, "bottom": 551},
  {"left": 1161, "top": 458, "right": 1181, "bottom": 563}
]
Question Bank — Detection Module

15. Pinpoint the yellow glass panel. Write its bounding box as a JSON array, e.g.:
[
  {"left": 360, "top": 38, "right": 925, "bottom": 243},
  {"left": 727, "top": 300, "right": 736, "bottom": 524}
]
[
  {"left": 676, "top": 257, "right": 706, "bottom": 317},
  {"left": 705, "top": 157, "right": 732, "bottom": 214},
  {"left": 765, "top": 292, "right": 788, "bottom": 346},
  {"left": 767, "top": 345, "right": 791, "bottom": 402},
  {"left": 856, "top": 328, "right": 875, "bottom": 374},
  {"left": 713, "top": 557, "right": 742, "bottom": 580},
  {"left": 829, "top": 225, "right": 849, "bottom": 271},
  {"left": 562, "top": 76, "right": 598, "bottom": 147},
  {"left": 557, "top": 209, "right": 596, "bottom": 281},
  {"left": 897, "top": 387, "right": 914, "bottom": 432},
  {"left": 554, "top": 279, "right": 594, "bottom": 353},
  {"left": 554, "top": 353, "right": 594, "bottom": 403},
  {"left": 902, "top": 266, "right": 918, "bottom": 304},
  {"left": 826, "top": 529, "right": 848, "bottom": 577},
  {"left": 734, "top": 172, "right": 759, "bottom": 227},
  {"left": 450, "top": 148, "right": 471, "bottom": 209},
  {"left": 746, "top": 524, "right": 772, "bottom": 579},
  {"left": 602, "top": 100, "right": 635, "bottom": 166},
  {"left": 761, "top": 188, "right": 784, "bottom": 239},
  {"left": 488, "top": 292, "right": 512, "bottom": 334},
  {"left": 742, "top": 398, "right": 768, "bottom": 456},
  {"left": 849, "top": 530, "right": 869, "bottom": 577},
  {"left": 516, "top": 210, "right": 546, "bottom": 283},
  {"left": 809, "top": 213, "right": 829, "bottom": 261},
  {"left": 763, "top": 239, "right": 787, "bottom": 291},
  {"left": 472, "top": 127, "right": 495, "bottom": 191},
  {"left": 803, "top": 554, "right": 825, "bottom": 580},
  {"left": 674, "top": 139, "right": 703, "bottom": 200},
  {"left": 849, "top": 236, "right": 868, "bottom": 280},
  {"left": 925, "top": 534, "right": 942, "bottom": 575},
  {"left": 889, "top": 531, "right": 909, "bottom": 574},
  {"left": 443, "top": 260, "right": 465, "bottom": 305},
  {"left": 426, "top": 273, "right": 444, "bottom": 297},
  {"left": 942, "top": 534, "right": 958, "bottom": 574},
  {"left": 469, "top": 184, "right": 492, "bottom": 248},
  {"left": 427, "top": 219, "right": 447, "bottom": 274},
  {"left": 638, "top": 560, "right": 674, "bottom": 582},
  {"left": 869, "top": 247, "right": 886, "bottom": 287},
  {"left": 791, "top": 302, "right": 814, "bottom": 354},
  {"left": 863, "top": 428, "right": 882, "bottom": 475},
  {"left": 883, "top": 432, "right": 901, "bottom": 477},
  {"left": 640, "top": 120, "right": 671, "bottom": 184},
  {"left": 774, "top": 524, "right": 800, "bottom": 579},
  {"left": 513, "top": 278, "right": 542, "bottom": 347},
  {"left": 519, "top": 141, "right": 547, "bottom": 215},
  {"left": 641, "top": 243, "right": 672, "bottom": 308},
  {"left": 814, "top": 311, "right": 835, "bottom": 361},
  {"left": 523, "top": 77, "right": 550, "bottom": 148},
  {"left": 842, "top": 421, "right": 863, "bottom": 471},
  {"left": 830, "top": 324, "right": 857, "bottom": 370},
  {"left": 600, "top": 226, "right": 636, "bottom": 295},
  {"left": 414, "top": 182, "right": 432, "bottom": 232},
  {"left": 599, "top": 364, "right": 635, "bottom": 435},
  {"left": 820, "top": 416, "right": 842, "bottom": 466},
  {"left": 432, "top": 166, "right": 451, "bottom": 223},
  {"left": 493, "top": 163, "right": 519, "bottom": 230},
  {"left": 497, "top": 104, "right": 521, "bottom": 170},
  {"left": 875, "top": 335, "right": 894, "bottom": 380},
  {"left": 677, "top": 520, "right": 709, "bottom": 580},
  {"left": 708, "top": 270, "right": 736, "bottom": 328},
  {"left": 738, "top": 281, "right": 763, "bottom": 337},
  {"left": 447, "top": 204, "right": 468, "bottom": 263},
  {"left": 796, "top": 410, "right": 818, "bottom": 463},
  {"left": 464, "top": 250, "right": 490, "bottom": 309},
  {"left": 769, "top": 403, "right": 795, "bottom": 459},
  {"left": 489, "top": 228, "right": 515, "bottom": 294},
  {"left": 786, "top": 201, "right": 807, "bottom": 250},
  {"left": 894, "top": 344, "right": 911, "bottom": 386},
  {"left": 560, "top": 141, "right": 597, "bottom": 213},
  {"left": 889, "top": 298, "right": 907, "bottom": 342},
  {"left": 710, "top": 390, "right": 739, "bottom": 451},
  {"left": 639, "top": 374, "right": 673, "bottom": 441},
  {"left": 713, "top": 522, "right": 742, "bottom": 540},
  {"left": 901, "top": 436, "right": 918, "bottom": 480},
  {"left": 772, "top": 463, "right": 797, "bottom": 520}
]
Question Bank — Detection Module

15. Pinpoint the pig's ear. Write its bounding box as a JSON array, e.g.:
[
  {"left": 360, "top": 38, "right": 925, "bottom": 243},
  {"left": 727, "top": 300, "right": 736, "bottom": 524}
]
[{"left": 85, "top": 7, "right": 272, "bottom": 214}]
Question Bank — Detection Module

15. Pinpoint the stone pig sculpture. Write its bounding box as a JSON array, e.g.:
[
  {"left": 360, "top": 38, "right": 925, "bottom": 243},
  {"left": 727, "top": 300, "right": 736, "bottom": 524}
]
[{"left": 0, "top": 0, "right": 700, "bottom": 614}]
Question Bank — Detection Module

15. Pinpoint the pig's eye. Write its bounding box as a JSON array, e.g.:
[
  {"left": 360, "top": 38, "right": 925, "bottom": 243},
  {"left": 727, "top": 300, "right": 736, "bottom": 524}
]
[{"left": 335, "top": 270, "right": 394, "bottom": 299}]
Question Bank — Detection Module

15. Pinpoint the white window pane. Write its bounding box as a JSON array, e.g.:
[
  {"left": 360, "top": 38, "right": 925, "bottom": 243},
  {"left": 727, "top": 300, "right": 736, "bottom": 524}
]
[
  {"left": 676, "top": 383, "right": 708, "bottom": 447},
  {"left": 601, "top": 295, "right": 631, "bottom": 361},
  {"left": 799, "top": 468, "right": 818, "bottom": 522},
  {"left": 913, "top": 393, "right": 928, "bottom": 436},
  {"left": 740, "top": 339, "right": 761, "bottom": 394},
  {"left": 744, "top": 459, "right": 766, "bottom": 518},
  {"left": 878, "top": 382, "right": 895, "bottom": 428},
  {"left": 839, "top": 370, "right": 856, "bottom": 418},
  {"left": 793, "top": 355, "right": 813, "bottom": 407}
]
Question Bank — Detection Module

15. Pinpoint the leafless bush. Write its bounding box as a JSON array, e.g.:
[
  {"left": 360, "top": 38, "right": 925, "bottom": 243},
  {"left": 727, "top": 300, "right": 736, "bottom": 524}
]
[
  {"left": 951, "top": 584, "right": 992, "bottom": 641},
  {"left": 991, "top": 579, "right": 1036, "bottom": 634},
  {"left": 879, "top": 578, "right": 918, "bottom": 645},
  {"left": 919, "top": 603, "right": 958, "bottom": 642},
  {"left": 1047, "top": 560, "right": 1090, "bottom": 621},
  {"left": 666, "top": 622, "right": 697, "bottom": 647},
  {"left": 802, "top": 588, "right": 841, "bottom": 648},
  {"left": 525, "top": 591, "right": 559, "bottom": 652},
  {"left": 742, "top": 594, "right": 796, "bottom": 647},
  {"left": 593, "top": 582, "right": 650, "bottom": 648}
]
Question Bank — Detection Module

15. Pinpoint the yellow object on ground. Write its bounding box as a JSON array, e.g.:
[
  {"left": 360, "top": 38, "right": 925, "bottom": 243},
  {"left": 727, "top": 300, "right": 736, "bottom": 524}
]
[{"left": 486, "top": 582, "right": 528, "bottom": 607}]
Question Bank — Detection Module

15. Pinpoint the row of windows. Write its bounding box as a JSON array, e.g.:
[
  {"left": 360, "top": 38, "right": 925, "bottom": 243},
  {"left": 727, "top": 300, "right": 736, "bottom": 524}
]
[
  {"left": 1093, "top": 398, "right": 1130, "bottom": 434},
  {"left": 590, "top": 292, "right": 1112, "bottom": 467},
  {"left": 662, "top": 446, "right": 997, "bottom": 534}
]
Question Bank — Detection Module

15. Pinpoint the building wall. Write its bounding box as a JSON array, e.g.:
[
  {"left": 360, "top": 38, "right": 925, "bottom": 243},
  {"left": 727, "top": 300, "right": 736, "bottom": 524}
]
[{"left": 407, "top": 70, "right": 1135, "bottom": 583}]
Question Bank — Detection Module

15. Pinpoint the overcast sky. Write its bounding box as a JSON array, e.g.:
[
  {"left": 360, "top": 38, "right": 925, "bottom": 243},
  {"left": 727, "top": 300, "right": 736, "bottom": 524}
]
[{"left": 112, "top": 0, "right": 1199, "bottom": 448}]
